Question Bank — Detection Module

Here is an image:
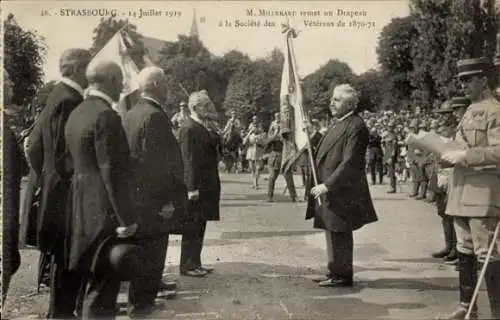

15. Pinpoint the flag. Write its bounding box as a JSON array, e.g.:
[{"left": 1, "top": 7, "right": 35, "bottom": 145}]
[
  {"left": 279, "top": 24, "right": 309, "bottom": 174},
  {"left": 88, "top": 29, "right": 141, "bottom": 119}
]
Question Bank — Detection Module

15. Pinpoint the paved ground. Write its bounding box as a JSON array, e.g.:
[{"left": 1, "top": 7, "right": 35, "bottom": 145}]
[{"left": 2, "top": 173, "right": 492, "bottom": 319}]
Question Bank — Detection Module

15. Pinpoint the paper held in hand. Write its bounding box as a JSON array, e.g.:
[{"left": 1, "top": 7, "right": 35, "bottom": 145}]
[{"left": 406, "top": 130, "right": 465, "bottom": 157}]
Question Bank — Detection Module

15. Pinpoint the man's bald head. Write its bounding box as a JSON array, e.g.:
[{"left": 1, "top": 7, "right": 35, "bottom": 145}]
[
  {"left": 59, "top": 48, "right": 91, "bottom": 87},
  {"left": 138, "top": 66, "right": 164, "bottom": 90},
  {"left": 86, "top": 60, "right": 123, "bottom": 102}
]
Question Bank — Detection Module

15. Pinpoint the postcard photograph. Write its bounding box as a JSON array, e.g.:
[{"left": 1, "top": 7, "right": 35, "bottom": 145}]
[{"left": 2, "top": 0, "right": 500, "bottom": 319}]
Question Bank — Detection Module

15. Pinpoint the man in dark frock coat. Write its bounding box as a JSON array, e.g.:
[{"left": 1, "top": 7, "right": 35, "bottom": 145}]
[
  {"left": 25, "top": 49, "right": 91, "bottom": 318},
  {"left": 307, "top": 84, "right": 378, "bottom": 287},
  {"left": 64, "top": 60, "right": 138, "bottom": 318},
  {"left": 123, "top": 67, "right": 187, "bottom": 316},
  {"left": 179, "top": 90, "right": 221, "bottom": 277},
  {"left": 2, "top": 70, "right": 29, "bottom": 304}
]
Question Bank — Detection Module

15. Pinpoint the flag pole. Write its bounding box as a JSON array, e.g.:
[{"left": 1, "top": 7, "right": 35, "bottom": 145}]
[{"left": 284, "top": 25, "right": 322, "bottom": 206}]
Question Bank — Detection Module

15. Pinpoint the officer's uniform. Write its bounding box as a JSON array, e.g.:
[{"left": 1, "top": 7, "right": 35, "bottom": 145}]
[
  {"left": 438, "top": 57, "right": 500, "bottom": 320},
  {"left": 431, "top": 99, "right": 467, "bottom": 264}
]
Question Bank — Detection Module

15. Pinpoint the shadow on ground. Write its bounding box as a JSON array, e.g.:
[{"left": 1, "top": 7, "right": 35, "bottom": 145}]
[{"left": 123, "top": 262, "right": 452, "bottom": 319}]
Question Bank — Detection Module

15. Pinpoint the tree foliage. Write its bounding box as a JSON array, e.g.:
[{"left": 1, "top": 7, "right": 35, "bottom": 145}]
[
  {"left": 89, "top": 17, "right": 146, "bottom": 69},
  {"left": 353, "top": 69, "right": 384, "bottom": 112},
  {"left": 223, "top": 49, "right": 283, "bottom": 127},
  {"left": 302, "top": 59, "right": 356, "bottom": 116},
  {"left": 376, "top": 0, "right": 498, "bottom": 111},
  {"left": 3, "top": 14, "right": 46, "bottom": 131},
  {"left": 376, "top": 16, "right": 418, "bottom": 110}
]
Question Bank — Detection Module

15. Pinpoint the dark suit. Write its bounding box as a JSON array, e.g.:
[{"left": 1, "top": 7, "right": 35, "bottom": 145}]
[
  {"left": 123, "top": 98, "right": 187, "bottom": 310},
  {"left": 367, "top": 133, "right": 383, "bottom": 184},
  {"left": 65, "top": 95, "right": 137, "bottom": 318},
  {"left": 179, "top": 117, "right": 221, "bottom": 271},
  {"left": 2, "top": 126, "right": 29, "bottom": 303},
  {"left": 306, "top": 113, "right": 378, "bottom": 279},
  {"left": 25, "top": 82, "right": 84, "bottom": 318}
]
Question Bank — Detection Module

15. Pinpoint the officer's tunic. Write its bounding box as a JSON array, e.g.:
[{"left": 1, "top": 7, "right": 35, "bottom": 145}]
[{"left": 445, "top": 98, "right": 500, "bottom": 261}]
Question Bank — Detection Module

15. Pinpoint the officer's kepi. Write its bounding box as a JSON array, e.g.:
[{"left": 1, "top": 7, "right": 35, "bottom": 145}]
[
  {"left": 456, "top": 57, "right": 492, "bottom": 79},
  {"left": 450, "top": 96, "right": 471, "bottom": 109}
]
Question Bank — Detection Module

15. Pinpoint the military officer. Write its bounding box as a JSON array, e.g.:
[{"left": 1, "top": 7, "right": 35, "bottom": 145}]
[
  {"left": 437, "top": 57, "right": 500, "bottom": 320},
  {"left": 431, "top": 100, "right": 462, "bottom": 265}
]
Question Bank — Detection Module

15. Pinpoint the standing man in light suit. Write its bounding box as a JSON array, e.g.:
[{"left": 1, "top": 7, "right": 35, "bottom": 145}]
[
  {"left": 437, "top": 57, "right": 500, "bottom": 320},
  {"left": 306, "top": 84, "right": 378, "bottom": 287}
]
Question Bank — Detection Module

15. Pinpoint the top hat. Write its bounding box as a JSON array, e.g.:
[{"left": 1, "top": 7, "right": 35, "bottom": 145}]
[{"left": 456, "top": 57, "right": 492, "bottom": 78}]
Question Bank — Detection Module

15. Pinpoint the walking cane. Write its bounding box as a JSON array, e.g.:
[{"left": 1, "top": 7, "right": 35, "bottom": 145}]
[{"left": 465, "top": 218, "right": 500, "bottom": 320}]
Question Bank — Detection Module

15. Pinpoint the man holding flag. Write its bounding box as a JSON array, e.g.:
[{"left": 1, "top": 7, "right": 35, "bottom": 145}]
[{"left": 306, "top": 84, "right": 378, "bottom": 287}]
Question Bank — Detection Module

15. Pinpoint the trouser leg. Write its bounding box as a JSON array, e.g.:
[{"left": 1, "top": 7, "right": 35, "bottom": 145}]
[
  {"left": 193, "top": 221, "right": 207, "bottom": 268},
  {"left": 325, "top": 231, "right": 353, "bottom": 279},
  {"left": 283, "top": 170, "right": 297, "bottom": 201},
  {"left": 47, "top": 251, "right": 83, "bottom": 319},
  {"left": 267, "top": 169, "right": 279, "bottom": 200},
  {"left": 378, "top": 160, "right": 384, "bottom": 184},
  {"left": 369, "top": 160, "right": 376, "bottom": 184},
  {"left": 129, "top": 235, "right": 169, "bottom": 308}
]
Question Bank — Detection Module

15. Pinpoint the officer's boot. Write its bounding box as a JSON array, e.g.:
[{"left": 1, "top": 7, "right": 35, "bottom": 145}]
[
  {"left": 443, "top": 217, "right": 458, "bottom": 264},
  {"left": 436, "top": 252, "right": 478, "bottom": 320},
  {"left": 432, "top": 217, "right": 453, "bottom": 258},
  {"left": 485, "top": 261, "right": 500, "bottom": 319}
]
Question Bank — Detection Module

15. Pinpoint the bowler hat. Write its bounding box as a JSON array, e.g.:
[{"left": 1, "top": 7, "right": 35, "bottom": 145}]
[
  {"left": 92, "top": 236, "right": 145, "bottom": 281},
  {"left": 456, "top": 57, "right": 492, "bottom": 78},
  {"left": 180, "top": 101, "right": 187, "bottom": 107},
  {"left": 451, "top": 96, "right": 471, "bottom": 109}
]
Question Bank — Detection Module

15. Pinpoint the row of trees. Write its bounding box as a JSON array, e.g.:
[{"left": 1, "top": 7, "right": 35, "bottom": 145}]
[
  {"left": 376, "top": 0, "right": 499, "bottom": 111},
  {"left": 4, "top": 0, "right": 499, "bottom": 133}
]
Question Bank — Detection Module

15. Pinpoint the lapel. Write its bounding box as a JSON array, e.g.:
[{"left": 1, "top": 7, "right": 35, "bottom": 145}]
[{"left": 315, "top": 115, "right": 353, "bottom": 164}]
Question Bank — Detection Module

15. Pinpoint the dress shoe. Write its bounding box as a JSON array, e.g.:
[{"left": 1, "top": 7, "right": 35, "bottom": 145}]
[
  {"left": 415, "top": 196, "right": 425, "bottom": 200},
  {"left": 158, "top": 280, "right": 177, "bottom": 291},
  {"left": 311, "top": 275, "right": 331, "bottom": 283},
  {"left": 432, "top": 247, "right": 451, "bottom": 259},
  {"left": 318, "top": 277, "right": 353, "bottom": 287},
  {"left": 180, "top": 269, "right": 207, "bottom": 277},
  {"left": 409, "top": 193, "right": 417, "bottom": 197},
  {"left": 386, "top": 189, "right": 396, "bottom": 194},
  {"left": 199, "top": 266, "right": 214, "bottom": 273},
  {"left": 443, "top": 248, "right": 458, "bottom": 264}
]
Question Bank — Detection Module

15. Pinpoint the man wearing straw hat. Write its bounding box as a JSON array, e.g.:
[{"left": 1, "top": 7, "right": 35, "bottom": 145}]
[{"left": 437, "top": 57, "right": 500, "bottom": 320}]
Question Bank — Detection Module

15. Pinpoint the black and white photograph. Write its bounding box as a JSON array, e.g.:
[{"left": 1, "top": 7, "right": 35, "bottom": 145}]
[{"left": 1, "top": 0, "right": 500, "bottom": 319}]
